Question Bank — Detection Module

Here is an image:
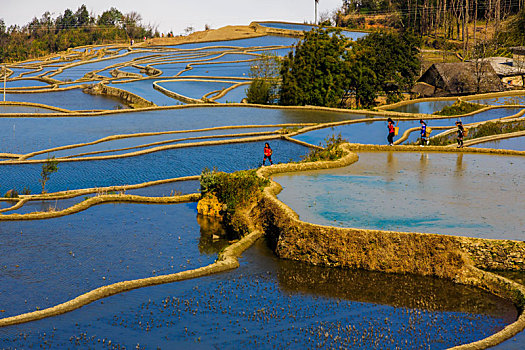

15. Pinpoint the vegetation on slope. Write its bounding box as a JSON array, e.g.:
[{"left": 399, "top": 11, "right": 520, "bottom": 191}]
[{"left": 0, "top": 5, "right": 157, "bottom": 62}]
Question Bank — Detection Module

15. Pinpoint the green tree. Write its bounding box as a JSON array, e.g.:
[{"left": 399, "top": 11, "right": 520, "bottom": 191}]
[
  {"left": 279, "top": 26, "right": 350, "bottom": 107},
  {"left": 40, "top": 157, "right": 58, "bottom": 194},
  {"left": 345, "top": 48, "right": 377, "bottom": 108},
  {"left": 352, "top": 31, "right": 420, "bottom": 103},
  {"left": 246, "top": 53, "right": 281, "bottom": 104},
  {"left": 97, "top": 7, "right": 123, "bottom": 27}
]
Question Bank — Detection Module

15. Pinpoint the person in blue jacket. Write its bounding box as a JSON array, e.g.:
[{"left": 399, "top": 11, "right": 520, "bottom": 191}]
[{"left": 420, "top": 119, "right": 428, "bottom": 146}]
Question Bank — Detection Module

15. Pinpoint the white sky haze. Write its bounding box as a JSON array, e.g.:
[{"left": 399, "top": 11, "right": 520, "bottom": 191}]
[{"left": 3, "top": 0, "right": 343, "bottom": 35}]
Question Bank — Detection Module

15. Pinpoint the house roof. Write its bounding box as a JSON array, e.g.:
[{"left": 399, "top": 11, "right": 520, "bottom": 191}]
[{"left": 417, "top": 62, "right": 503, "bottom": 96}]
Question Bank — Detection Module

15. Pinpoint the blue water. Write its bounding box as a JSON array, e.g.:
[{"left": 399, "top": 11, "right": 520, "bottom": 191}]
[
  {"left": 294, "top": 108, "right": 524, "bottom": 146},
  {"left": 3, "top": 89, "right": 128, "bottom": 111},
  {"left": 126, "top": 180, "right": 200, "bottom": 197},
  {"left": 215, "top": 84, "right": 249, "bottom": 103},
  {"left": 6, "top": 68, "right": 35, "bottom": 79},
  {"left": 115, "top": 65, "right": 145, "bottom": 76},
  {"left": 0, "top": 239, "right": 514, "bottom": 349},
  {"left": 53, "top": 134, "right": 277, "bottom": 159},
  {"left": 181, "top": 61, "right": 254, "bottom": 78},
  {"left": 0, "top": 202, "right": 227, "bottom": 318},
  {"left": 31, "top": 127, "right": 279, "bottom": 160},
  {"left": 0, "top": 107, "right": 365, "bottom": 154},
  {"left": 0, "top": 105, "right": 56, "bottom": 114},
  {"left": 4, "top": 79, "right": 50, "bottom": 88},
  {"left": 468, "top": 95, "right": 525, "bottom": 106},
  {"left": 388, "top": 100, "right": 456, "bottom": 114},
  {"left": 152, "top": 62, "right": 193, "bottom": 76},
  {"left": 0, "top": 140, "right": 309, "bottom": 193},
  {"left": 474, "top": 135, "right": 525, "bottom": 151},
  {"left": 112, "top": 79, "right": 180, "bottom": 106},
  {"left": 21, "top": 65, "right": 61, "bottom": 78},
  {"left": 157, "top": 80, "right": 235, "bottom": 100},
  {"left": 276, "top": 152, "right": 525, "bottom": 240},
  {"left": 52, "top": 52, "right": 163, "bottom": 81}
]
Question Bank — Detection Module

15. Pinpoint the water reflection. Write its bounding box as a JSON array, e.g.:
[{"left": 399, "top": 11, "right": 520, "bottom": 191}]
[
  {"left": 196, "top": 214, "right": 231, "bottom": 254},
  {"left": 276, "top": 255, "right": 516, "bottom": 318}
]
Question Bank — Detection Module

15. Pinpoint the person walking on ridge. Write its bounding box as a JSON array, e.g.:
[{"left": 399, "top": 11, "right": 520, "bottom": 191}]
[
  {"left": 263, "top": 142, "right": 273, "bottom": 165},
  {"left": 456, "top": 121, "right": 464, "bottom": 148},
  {"left": 420, "top": 119, "right": 428, "bottom": 146},
  {"left": 387, "top": 118, "right": 395, "bottom": 146}
]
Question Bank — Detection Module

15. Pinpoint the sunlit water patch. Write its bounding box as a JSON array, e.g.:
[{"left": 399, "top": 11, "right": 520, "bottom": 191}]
[
  {"left": 0, "top": 239, "right": 515, "bottom": 348},
  {"left": 276, "top": 152, "right": 525, "bottom": 240}
]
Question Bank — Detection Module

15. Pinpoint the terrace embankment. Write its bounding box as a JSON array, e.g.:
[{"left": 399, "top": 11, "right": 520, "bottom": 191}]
[
  {"left": 84, "top": 83, "right": 155, "bottom": 108},
  {"left": 245, "top": 144, "right": 525, "bottom": 348},
  {"left": 253, "top": 145, "right": 525, "bottom": 275}
]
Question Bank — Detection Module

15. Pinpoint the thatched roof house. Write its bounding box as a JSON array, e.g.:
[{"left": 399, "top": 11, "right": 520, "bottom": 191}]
[{"left": 414, "top": 62, "right": 503, "bottom": 97}]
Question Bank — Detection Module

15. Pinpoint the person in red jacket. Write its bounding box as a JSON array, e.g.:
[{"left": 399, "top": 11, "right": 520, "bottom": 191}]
[
  {"left": 263, "top": 142, "right": 273, "bottom": 165},
  {"left": 387, "top": 118, "right": 395, "bottom": 146}
]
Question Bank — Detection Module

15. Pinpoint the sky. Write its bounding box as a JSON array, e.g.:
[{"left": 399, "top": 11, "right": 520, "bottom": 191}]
[{"left": 3, "top": 0, "right": 343, "bottom": 35}]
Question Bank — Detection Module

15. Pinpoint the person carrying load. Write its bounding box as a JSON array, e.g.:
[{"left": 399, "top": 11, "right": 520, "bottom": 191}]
[
  {"left": 387, "top": 118, "right": 396, "bottom": 146},
  {"left": 456, "top": 121, "right": 465, "bottom": 148},
  {"left": 263, "top": 142, "right": 273, "bottom": 165},
  {"left": 420, "top": 119, "right": 431, "bottom": 146}
]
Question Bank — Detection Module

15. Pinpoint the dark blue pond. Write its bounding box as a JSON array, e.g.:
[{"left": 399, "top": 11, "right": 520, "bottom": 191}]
[
  {"left": 0, "top": 239, "right": 515, "bottom": 349},
  {"left": 0, "top": 107, "right": 366, "bottom": 154},
  {"left": 0, "top": 202, "right": 229, "bottom": 318},
  {"left": 3, "top": 89, "right": 128, "bottom": 111},
  {"left": 0, "top": 140, "right": 309, "bottom": 193}
]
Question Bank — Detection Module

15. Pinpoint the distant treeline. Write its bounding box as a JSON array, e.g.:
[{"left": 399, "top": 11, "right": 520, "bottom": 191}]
[
  {"left": 333, "top": 0, "right": 525, "bottom": 41},
  {"left": 0, "top": 5, "right": 158, "bottom": 63}
]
